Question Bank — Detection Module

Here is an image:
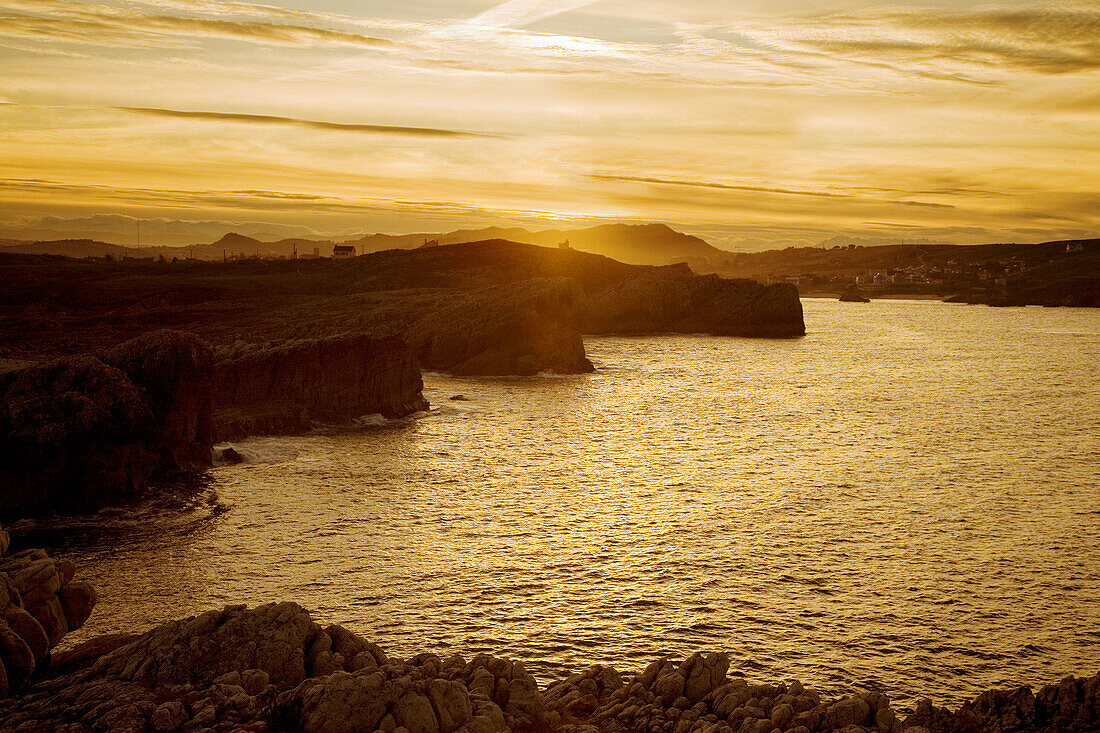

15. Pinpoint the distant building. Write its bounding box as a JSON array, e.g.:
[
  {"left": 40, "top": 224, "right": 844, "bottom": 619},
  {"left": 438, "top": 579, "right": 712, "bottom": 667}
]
[
  {"left": 332, "top": 244, "right": 356, "bottom": 259},
  {"left": 1067, "top": 242, "right": 1084, "bottom": 253},
  {"left": 559, "top": 239, "right": 571, "bottom": 250}
]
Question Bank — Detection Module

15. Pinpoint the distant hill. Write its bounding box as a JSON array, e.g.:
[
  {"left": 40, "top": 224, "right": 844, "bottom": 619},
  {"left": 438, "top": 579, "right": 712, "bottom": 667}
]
[
  {"left": 406, "top": 223, "right": 719, "bottom": 265},
  {"left": 0, "top": 222, "right": 725, "bottom": 266},
  {"left": 0, "top": 239, "right": 136, "bottom": 259}
]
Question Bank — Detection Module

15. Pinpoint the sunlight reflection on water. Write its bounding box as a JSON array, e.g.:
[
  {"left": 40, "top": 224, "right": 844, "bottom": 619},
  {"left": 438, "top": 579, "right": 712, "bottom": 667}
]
[{"left": 25, "top": 300, "right": 1100, "bottom": 711}]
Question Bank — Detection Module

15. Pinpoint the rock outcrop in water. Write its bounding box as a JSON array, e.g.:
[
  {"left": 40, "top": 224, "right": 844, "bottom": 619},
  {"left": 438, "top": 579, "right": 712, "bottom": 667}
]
[
  {"left": 0, "top": 595, "right": 1095, "bottom": 733},
  {"left": 213, "top": 334, "right": 429, "bottom": 441},
  {"left": 583, "top": 269, "right": 805, "bottom": 337},
  {"left": 0, "top": 330, "right": 214, "bottom": 517},
  {"left": 0, "top": 526, "right": 96, "bottom": 697},
  {"left": 838, "top": 287, "right": 871, "bottom": 303}
]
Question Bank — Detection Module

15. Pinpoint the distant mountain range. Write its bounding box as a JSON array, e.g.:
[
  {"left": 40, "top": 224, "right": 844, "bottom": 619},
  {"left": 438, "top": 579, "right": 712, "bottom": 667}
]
[{"left": 0, "top": 223, "right": 723, "bottom": 267}]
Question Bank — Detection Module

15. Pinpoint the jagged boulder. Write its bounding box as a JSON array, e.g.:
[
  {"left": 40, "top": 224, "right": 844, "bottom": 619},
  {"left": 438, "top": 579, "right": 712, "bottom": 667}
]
[
  {"left": 92, "top": 602, "right": 319, "bottom": 689},
  {"left": 0, "top": 527, "right": 98, "bottom": 699}
]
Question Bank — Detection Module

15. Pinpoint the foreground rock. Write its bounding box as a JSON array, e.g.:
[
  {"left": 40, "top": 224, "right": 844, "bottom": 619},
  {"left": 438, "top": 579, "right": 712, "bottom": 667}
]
[
  {"left": 0, "top": 601, "right": 550, "bottom": 733},
  {"left": 0, "top": 330, "right": 214, "bottom": 517},
  {"left": 0, "top": 526, "right": 96, "bottom": 698},
  {"left": 0, "top": 595, "right": 1095, "bottom": 733},
  {"left": 213, "top": 334, "right": 429, "bottom": 441}
]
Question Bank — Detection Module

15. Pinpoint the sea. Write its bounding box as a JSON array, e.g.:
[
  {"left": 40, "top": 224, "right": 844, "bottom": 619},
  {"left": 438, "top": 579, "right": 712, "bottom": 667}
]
[{"left": 13, "top": 299, "right": 1100, "bottom": 711}]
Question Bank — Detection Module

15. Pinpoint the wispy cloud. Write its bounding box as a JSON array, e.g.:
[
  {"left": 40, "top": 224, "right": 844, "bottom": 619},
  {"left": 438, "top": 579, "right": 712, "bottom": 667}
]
[
  {"left": 589, "top": 174, "right": 852, "bottom": 199},
  {"left": 738, "top": 5, "right": 1100, "bottom": 75},
  {"left": 0, "top": 0, "right": 395, "bottom": 49},
  {"left": 591, "top": 174, "right": 957, "bottom": 210},
  {"left": 115, "top": 106, "right": 503, "bottom": 138}
]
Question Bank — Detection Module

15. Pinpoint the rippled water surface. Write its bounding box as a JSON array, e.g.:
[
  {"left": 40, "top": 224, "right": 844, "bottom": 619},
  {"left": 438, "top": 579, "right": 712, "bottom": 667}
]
[{"left": 19, "top": 300, "right": 1100, "bottom": 710}]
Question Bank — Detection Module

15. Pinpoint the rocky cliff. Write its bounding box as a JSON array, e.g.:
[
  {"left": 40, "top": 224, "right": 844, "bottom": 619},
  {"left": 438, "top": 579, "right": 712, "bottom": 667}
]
[
  {"left": 213, "top": 334, "right": 429, "bottom": 441},
  {"left": 585, "top": 273, "right": 806, "bottom": 337},
  {"left": 0, "top": 329, "right": 430, "bottom": 516},
  {"left": 0, "top": 330, "right": 214, "bottom": 518},
  {"left": 1, "top": 241, "right": 802, "bottom": 378},
  {"left": 101, "top": 330, "right": 216, "bottom": 471},
  {"left": 0, "top": 597, "right": 1095, "bottom": 733},
  {"left": 403, "top": 278, "right": 593, "bottom": 376}
]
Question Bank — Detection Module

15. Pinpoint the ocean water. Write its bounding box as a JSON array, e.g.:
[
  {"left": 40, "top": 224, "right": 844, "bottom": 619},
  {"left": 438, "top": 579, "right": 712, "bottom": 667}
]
[{"left": 15, "top": 299, "right": 1100, "bottom": 711}]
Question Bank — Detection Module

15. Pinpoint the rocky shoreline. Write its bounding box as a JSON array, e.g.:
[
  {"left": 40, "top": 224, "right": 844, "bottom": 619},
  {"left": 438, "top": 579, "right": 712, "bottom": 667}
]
[{"left": 0, "top": 533, "right": 1092, "bottom": 733}]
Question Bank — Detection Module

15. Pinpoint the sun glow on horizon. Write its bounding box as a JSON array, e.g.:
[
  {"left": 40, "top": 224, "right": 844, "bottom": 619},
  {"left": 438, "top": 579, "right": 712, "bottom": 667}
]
[{"left": 0, "top": 0, "right": 1097, "bottom": 249}]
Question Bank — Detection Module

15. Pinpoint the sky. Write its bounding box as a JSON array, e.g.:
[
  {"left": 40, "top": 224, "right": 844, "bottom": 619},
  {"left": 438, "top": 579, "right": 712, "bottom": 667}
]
[{"left": 0, "top": 0, "right": 1097, "bottom": 249}]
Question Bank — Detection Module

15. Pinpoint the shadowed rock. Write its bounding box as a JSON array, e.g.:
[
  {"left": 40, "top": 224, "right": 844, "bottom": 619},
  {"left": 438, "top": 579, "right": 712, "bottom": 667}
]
[
  {"left": 213, "top": 334, "right": 429, "bottom": 441},
  {"left": 0, "top": 330, "right": 213, "bottom": 517},
  {"left": 100, "top": 329, "right": 215, "bottom": 470},
  {"left": 586, "top": 272, "right": 805, "bottom": 338}
]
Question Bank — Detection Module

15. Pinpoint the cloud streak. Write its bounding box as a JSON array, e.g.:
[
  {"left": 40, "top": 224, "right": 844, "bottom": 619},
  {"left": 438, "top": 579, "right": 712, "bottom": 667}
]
[
  {"left": 740, "top": 5, "right": 1100, "bottom": 75},
  {"left": 591, "top": 174, "right": 956, "bottom": 209},
  {"left": 0, "top": 0, "right": 395, "bottom": 49},
  {"left": 115, "top": 106, "right": 503, "bottom": 138}
]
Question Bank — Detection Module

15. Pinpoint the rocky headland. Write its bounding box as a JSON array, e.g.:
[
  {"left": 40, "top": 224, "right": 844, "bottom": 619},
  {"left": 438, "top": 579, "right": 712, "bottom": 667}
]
[
  {"left": 0, "top": 535, "right": 1094, "bottom": 733},
  {"left": 0, "top": 329, "right": 429, "bottom": 517},
  {"left": 0, "top": 240, "right": 804, "bottom": 380}
]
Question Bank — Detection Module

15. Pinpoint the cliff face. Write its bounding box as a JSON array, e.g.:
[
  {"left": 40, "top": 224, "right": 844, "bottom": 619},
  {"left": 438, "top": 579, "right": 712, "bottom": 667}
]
[
  {"left": 404, "top": 278, "right": 593, "bottom": 376},
  {"left": 585, "top": 273, "right": 806, "bottom": 337},
  {"left": 100, "top": 329, "right": 215, "bottom": 470},
  {"left": 0, "top": 330, "right": 214, "bottom": 518},
  {"left": 213, "top": 334, "right": 429, "bottom": 441}
]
